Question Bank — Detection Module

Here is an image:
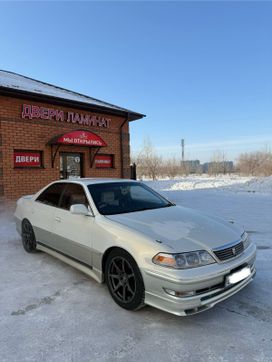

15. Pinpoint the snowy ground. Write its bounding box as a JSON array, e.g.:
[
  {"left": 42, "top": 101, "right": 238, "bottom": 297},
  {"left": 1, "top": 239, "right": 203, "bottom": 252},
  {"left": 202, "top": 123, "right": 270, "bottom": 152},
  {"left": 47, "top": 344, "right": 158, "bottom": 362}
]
[{"left": 0, "top": 176, "right": 272, "bottom": 362}]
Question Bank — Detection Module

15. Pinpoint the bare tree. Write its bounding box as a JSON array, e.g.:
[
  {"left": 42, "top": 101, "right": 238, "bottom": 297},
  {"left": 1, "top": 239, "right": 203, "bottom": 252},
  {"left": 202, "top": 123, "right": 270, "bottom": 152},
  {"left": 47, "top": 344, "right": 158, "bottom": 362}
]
[
  {"left": 162, "top": 156, "right": 180, "bottom": 178},
  {"left": 136, "top": 138, "right": 162, "bottom": 180},
  {"left": 208, "top": 151, "right": 225, "bottom": 175},
  {"left": 236, "top": 150, "right": 272, "bottom": 176}
]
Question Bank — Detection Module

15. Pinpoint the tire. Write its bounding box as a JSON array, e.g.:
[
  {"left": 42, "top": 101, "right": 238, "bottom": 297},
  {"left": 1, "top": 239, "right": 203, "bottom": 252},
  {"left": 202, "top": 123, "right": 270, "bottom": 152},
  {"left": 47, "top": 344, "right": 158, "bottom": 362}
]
[
  {"left": 105, "top": 249, "right": 145, "bottom": 311},
  {"left": 21, "top": 219, "right": 37, "bottom": 253}
]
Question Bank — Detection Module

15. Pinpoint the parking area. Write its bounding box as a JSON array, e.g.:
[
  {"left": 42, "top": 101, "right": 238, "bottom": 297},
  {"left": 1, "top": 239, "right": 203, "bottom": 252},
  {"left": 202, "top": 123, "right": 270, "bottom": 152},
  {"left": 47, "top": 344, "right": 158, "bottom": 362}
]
[{"left": 1, "top": 181, "right": 272, "bottom": 362}]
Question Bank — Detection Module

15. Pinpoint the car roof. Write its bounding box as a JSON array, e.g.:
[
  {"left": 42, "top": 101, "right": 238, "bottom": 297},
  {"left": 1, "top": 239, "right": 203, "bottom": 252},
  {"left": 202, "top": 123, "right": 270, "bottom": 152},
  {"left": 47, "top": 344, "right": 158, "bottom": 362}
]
[{"left": 52, "top": 178, "right": 139, "bottom": 186}]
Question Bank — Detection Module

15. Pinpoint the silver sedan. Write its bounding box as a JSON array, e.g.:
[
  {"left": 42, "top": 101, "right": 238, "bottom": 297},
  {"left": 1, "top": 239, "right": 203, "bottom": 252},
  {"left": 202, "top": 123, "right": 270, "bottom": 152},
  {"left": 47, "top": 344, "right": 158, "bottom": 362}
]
[{"left": 14, "top": 179, "right": 256, "bottom": 316}]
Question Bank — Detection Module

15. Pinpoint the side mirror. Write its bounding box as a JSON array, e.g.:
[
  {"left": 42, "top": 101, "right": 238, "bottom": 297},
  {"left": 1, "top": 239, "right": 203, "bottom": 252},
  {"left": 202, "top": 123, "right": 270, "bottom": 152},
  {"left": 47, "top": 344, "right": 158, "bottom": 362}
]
[{"left": 70, "top": 204, "right": 90, "bottom": 216}]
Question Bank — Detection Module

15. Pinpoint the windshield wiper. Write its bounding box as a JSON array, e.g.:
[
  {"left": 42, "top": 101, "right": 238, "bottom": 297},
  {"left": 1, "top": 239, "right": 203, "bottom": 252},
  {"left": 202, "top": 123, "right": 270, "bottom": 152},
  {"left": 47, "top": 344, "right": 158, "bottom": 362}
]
[
  {"left": 134, "top": 204, "right": 174, "bottom": 212},
  {"left": 164, "top": 202, "right": 175, "bottom": 207},
  {"left": 104, "top": 203, "right": 175, "bottom": 215}
]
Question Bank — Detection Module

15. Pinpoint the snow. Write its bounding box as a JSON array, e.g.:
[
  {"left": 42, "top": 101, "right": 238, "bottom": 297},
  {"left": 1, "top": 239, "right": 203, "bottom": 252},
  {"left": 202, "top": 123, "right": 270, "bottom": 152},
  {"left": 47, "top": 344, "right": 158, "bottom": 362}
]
[
  {"left": 0, "top": 70, "right": 133, "bottom": 113},
  {"left": 144, "top": 175, "right": 272, "bottom": 194},
  {"left": 1, "top": 176, "right": 272, "bottom": 361}
]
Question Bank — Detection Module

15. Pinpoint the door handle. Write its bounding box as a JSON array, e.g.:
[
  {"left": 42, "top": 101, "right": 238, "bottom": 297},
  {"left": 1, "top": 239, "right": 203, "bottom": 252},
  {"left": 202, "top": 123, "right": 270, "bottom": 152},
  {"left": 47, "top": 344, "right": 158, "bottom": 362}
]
[{"left": 55, "top": 217, "right": 61, "bottom": 222}]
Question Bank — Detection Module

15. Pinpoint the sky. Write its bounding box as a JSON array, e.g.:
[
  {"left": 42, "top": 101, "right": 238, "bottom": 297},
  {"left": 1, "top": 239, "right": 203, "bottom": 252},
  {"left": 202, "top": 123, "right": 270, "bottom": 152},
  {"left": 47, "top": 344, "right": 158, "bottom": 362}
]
[{"left": 0, "top": 1, "right": 271, "bottom": 163}]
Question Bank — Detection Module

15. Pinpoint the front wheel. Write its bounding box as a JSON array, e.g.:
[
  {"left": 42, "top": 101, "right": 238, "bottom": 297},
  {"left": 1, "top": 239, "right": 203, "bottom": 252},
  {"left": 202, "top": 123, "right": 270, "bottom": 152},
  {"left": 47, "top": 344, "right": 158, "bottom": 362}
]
[
  {"left": 21, "top": 219, "right": 37, "bottom": 253},
  {"left": 105, "top": 249, "right": 145, "bottom": 311}
]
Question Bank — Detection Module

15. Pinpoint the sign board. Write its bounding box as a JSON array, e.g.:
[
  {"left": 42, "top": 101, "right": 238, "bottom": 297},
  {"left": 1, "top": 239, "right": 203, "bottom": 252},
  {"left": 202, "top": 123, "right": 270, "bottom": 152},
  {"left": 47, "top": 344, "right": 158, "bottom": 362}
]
[
  {"left": 14, "top": 151, "right": 42, "bottom": 168},
  {"left": 95, "top": 154, "right": 113, "bottom": 168},
  {"left": 22, "top": 104, "right": 111, "bottom": 129},
  {"left": 48, "top": 130, "right": 107, "bottom": 147}
]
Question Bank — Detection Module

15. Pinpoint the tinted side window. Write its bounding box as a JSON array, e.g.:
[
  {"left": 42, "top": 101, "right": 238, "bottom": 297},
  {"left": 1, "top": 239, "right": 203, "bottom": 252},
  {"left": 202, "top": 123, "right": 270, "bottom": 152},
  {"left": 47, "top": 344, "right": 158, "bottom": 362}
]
[
  {"left": 36, "top": 183, "right": 65, "bottom": 207},
  {"left": 59, "top": 183, "right": 89, "bottom": 210}
]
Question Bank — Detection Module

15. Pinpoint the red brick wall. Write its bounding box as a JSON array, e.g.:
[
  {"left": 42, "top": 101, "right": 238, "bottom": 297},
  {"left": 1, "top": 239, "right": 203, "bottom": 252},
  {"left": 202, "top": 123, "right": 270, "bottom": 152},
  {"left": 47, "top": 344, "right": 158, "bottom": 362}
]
[{"left": 0, "top": 95, "right": 131, "bottom": 200}]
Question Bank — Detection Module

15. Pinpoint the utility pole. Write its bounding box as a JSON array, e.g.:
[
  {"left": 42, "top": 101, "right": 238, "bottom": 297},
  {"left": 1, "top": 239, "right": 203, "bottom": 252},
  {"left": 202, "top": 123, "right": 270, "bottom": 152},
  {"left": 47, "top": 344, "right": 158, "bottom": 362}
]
[{"left": 181, "top": 139, "right": 185, "bottom": 163}]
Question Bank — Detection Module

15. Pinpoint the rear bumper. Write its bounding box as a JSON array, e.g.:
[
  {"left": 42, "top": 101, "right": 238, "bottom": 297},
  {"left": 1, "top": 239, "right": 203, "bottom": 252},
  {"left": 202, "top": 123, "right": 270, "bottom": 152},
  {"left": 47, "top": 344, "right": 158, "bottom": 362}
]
[{"left": 142, "top": 244, "right": 257, "bottom": 316}]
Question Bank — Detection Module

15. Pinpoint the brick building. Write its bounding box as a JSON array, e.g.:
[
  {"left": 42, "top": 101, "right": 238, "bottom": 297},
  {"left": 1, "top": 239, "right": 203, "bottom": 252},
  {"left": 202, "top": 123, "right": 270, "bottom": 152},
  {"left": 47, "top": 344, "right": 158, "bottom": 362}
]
[{"left": 0, "top": 70, "right": 144, "bottom": 200}]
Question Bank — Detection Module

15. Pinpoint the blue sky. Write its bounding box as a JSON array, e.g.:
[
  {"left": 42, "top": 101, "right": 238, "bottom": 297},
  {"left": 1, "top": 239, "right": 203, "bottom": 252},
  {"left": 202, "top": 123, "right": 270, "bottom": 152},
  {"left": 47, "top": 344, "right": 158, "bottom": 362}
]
[{"left": 0, "top": 1, "right": 271, "bottom": 162}]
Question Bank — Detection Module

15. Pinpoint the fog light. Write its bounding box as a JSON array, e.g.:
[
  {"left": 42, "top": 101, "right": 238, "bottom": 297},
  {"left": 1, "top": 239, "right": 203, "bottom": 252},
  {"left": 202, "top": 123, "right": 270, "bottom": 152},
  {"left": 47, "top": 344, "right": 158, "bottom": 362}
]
[{"left": 164, "top": 288, "right": 195, "bottom": 297}]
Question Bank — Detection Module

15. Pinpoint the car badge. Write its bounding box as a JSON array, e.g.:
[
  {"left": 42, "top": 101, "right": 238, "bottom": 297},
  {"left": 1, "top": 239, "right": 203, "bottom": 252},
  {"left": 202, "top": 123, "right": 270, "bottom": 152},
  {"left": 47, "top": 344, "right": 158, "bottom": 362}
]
[{"left": 232, "top": 247, "right": 236, "bottom": 255}]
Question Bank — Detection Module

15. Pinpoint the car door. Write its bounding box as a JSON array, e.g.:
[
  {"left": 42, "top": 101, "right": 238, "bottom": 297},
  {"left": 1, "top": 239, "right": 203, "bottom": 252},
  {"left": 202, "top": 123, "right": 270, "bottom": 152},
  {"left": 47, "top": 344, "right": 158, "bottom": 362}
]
[
  {"left": 32, "top": 183, "right": 66, "bottom": 245},
  {"left": 51, "top": 183, "right": 94, "bottom": 267}
]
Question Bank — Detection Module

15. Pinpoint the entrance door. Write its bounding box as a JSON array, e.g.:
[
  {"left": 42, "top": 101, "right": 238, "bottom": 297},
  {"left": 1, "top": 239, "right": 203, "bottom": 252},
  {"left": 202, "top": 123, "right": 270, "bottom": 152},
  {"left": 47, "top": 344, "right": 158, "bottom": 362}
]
[{"left": 60, "top": 153, "right": 83, "bottom": 179}]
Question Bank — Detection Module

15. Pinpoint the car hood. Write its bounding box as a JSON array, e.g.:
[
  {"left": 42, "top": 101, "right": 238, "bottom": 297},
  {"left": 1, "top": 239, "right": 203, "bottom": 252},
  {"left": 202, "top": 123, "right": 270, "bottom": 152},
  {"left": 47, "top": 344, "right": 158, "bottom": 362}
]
[{"left": 106, "top": 206, "right": 243, "bottom": 252}]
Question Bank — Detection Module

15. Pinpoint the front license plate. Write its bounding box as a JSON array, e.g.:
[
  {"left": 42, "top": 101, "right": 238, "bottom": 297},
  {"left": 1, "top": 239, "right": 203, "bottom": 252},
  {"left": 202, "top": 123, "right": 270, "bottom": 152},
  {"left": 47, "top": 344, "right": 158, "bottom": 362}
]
[{"left": 226, "top": 266, "right": 251, "bottom": 286}]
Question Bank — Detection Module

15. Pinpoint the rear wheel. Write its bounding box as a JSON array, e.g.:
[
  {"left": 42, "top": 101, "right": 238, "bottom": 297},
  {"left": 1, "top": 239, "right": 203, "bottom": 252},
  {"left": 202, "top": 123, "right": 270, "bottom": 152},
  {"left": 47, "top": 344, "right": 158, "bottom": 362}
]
[
  {"left": 21, "top": 219, "right": 37, "bottom": 253},
  {"left": 105, "top": 249, "right": 145, "bottom": 311}
]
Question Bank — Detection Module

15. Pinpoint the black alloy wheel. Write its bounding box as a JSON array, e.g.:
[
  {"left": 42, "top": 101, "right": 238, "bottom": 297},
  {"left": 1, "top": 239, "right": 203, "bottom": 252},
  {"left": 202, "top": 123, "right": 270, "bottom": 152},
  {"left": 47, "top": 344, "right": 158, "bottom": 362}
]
[
  {"left": 21, "top": 219, "right": 37, "bottom": 253},
  {"left": 105, "top": 249, "right": 145, "bottom": 311}
]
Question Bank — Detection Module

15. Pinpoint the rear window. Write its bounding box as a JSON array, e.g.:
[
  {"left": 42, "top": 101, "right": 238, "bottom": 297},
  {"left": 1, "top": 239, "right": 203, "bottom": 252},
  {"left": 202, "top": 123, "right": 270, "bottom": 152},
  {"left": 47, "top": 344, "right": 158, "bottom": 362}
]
[{"left": 36, "top": 183, "right": 65, "bottom": 207}]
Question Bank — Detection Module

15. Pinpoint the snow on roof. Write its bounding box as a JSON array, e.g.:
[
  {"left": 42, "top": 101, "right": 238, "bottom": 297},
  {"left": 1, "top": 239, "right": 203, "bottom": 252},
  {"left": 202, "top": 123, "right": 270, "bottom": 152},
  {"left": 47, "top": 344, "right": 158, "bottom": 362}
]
[{"left": 0, "top": 70, "right": 143, "bottom": 117}]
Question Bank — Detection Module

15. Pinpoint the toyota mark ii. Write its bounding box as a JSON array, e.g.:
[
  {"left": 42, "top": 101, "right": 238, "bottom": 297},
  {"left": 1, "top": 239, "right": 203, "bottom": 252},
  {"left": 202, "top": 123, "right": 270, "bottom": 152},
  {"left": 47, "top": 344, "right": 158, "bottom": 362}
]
[{"left": 14, "top": 179, "right": 256, "bottom": 316}]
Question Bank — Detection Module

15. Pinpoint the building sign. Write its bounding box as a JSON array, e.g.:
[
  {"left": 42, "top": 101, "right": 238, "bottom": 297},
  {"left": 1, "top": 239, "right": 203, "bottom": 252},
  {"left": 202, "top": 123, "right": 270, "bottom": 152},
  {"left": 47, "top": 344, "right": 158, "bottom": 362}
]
[
  {"left": 95, "top": 154, "right": 113, "bottom": 168},
  {"left": 21, "top": 104, "right": 111, "bottom": 128},
  {"left": 50, "top": 130, "right": 107, "bottom": 147},
  {"left": 14, "top": 150, "right": 42, "bottom": 168}
]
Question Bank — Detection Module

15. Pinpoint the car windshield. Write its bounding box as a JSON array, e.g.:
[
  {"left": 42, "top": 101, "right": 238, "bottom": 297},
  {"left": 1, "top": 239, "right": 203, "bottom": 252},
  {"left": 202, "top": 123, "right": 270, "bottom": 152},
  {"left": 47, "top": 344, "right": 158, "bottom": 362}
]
[{"left": 87, "top": 182, "right": 173, "bottom": 215}]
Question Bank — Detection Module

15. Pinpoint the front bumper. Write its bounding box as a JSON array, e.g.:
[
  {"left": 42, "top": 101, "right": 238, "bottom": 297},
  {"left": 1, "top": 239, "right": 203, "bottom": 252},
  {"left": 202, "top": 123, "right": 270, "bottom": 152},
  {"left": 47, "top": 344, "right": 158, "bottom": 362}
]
[
  {"left": 15, "top": 216, "right": 22, "bottom": 235},
  {"left": 142, "top": 243, "right": 257, "bottom": 316}
]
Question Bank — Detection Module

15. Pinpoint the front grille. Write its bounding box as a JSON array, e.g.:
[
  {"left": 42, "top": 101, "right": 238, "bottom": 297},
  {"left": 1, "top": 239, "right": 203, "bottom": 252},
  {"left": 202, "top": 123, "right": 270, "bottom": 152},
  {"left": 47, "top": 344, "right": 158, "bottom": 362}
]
[
  {"left": 213, "top": 241, "right": 244, "bottom": 261},
  {"left": 195, "top": 282, "right": 224, "bottom": 295}
]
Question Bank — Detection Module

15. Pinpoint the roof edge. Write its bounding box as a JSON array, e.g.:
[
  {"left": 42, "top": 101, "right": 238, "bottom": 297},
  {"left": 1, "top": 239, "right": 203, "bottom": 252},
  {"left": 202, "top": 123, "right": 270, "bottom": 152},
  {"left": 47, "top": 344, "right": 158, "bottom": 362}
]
[
  {"left": 0, "top": 86, "right": 145, "bottom": 121},
  {"left": 0, "top": 70, "right": 146, "bottom": 121}
]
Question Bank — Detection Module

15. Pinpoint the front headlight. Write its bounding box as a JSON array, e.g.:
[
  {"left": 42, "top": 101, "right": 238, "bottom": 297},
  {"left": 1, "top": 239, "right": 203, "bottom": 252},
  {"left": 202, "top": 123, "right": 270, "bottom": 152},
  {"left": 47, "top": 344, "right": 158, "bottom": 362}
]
[
  {"left": 152, "top": 250, "right": 216, "bottom": 269},
  {"left": 241, "top": 231, "right": 251, "bottom": 250}
]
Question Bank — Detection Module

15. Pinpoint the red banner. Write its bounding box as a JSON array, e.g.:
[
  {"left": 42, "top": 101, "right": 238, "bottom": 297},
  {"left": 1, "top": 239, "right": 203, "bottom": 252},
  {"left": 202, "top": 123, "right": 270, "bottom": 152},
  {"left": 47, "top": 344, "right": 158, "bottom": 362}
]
[
  {"left": 54, "top": 130, "right": 107, "bottom": 147},
  {"left": 95, "top": 155, "right": 113, "bottom": 168},
  {"left": 14, "top": 151, "right": 42, "bottom": 168}
]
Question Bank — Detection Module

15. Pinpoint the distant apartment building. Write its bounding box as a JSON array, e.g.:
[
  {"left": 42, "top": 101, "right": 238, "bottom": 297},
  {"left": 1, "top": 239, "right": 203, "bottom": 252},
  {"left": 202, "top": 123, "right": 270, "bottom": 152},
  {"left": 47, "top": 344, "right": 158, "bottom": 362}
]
[
  {"left": 202, "top": 161, "right": 234, "bottom": 174},
  {"left": 182, "top": 160, "right": 201, "bottom": 173},
  {"left": 181, "top": 160, "right": 234, "bottom": 174}
]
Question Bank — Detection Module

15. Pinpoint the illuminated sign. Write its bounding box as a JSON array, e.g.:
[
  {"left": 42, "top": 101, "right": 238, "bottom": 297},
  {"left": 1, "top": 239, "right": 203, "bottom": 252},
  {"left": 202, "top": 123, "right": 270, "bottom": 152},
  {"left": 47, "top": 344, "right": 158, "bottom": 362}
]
[
  {"left": 21, "top": 104, "right": 111, "bottom": 128},
  {"left": 14, "top": 151, "right": 42, "bottom": 168},
  {"left": 95, "top": 154, "right": 113, "bottom": 168}
]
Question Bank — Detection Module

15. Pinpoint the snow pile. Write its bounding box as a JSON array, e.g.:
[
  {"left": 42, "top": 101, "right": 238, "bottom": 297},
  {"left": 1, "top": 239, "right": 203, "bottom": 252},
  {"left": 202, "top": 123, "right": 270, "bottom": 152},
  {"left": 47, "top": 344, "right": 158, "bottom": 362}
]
[
  {"left": 145, "top": 176, "right": 272, "bottom": 194},
  {"left": 229, "top": 176, "right": 272, "bottom": 193}
]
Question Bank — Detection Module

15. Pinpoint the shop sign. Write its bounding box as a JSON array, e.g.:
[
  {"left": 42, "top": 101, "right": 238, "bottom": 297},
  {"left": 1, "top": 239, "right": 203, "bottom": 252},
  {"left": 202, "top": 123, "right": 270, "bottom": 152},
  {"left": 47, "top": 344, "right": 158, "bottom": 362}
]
[
  {"left": 14, "top": 151, "right": 42, "bottom": 168},
  {"left": 55, "top": 130, "right": 107, "bottom": 147},
  {"left": 21, "top": 104, "right": 111, "bottom": 128},
  {"left": 95, "top": 155, "right": 113, "bottom": 168}
]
